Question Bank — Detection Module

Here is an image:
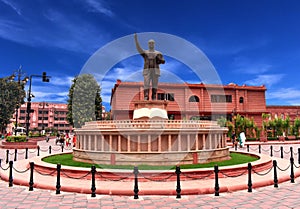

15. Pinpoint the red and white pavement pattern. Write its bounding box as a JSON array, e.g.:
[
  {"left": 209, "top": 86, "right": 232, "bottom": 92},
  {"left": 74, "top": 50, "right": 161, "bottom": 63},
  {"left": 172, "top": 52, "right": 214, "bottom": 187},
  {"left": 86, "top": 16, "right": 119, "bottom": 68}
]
[{"left": 1, "top": 138, "right": 300, "bottom": 208}]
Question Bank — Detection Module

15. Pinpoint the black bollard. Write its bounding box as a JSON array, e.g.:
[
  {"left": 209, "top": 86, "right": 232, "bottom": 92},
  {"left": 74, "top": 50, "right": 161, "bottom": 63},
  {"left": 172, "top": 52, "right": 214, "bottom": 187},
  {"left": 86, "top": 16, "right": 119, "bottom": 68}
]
[
  {"left": 49, "top": 145, "right": 52, "bottom": 154},
  {"left": 247, "top": 163, "right": 252, "bottom": 192},
  {"left": 8, "top": 161, "right": 13, "bottom": 187},
  {"left": 25, "top": 148, "right": 28, "bottom": 159},
  {"left": 61, "top": 144, "right": 64, "bottom": 152},
  {"left": 247, "top": 144, "right": 249, "bottom": 152},
  {"left": 6, "top": 150, "right": 9, "bottom": 164},
  {"left": 37, "top": 146, "right": 40, "bottom": 156},
  {"left": 235, "top": 143, "right": 237, "bottom": 151},
  {"left": 298, "top": 148, "right": 300, "bottom": 164},
  {"left": 270, "top": 145, "right": 273, "bottom": 157},
  {"left": 280, "top": 146, "right": 283, "bottom": 158},
  {"left": 91, "top": 165, "right": 96, "bottom": 197},
  {"left": 273, "top": 160, "right": 278, "bottom": 188},
  {"left": 29, "top": 162, "right": 34, "bottom": 191},
  {"left": 259, "top": 144, "right": 261, "bottom": 154},
  {"left": 290, "top": 147, "right": 293, "bottom": 159},
  {"left": 290, "top": 155, "right": 295, "bottom": 183},
  {"left": 175, "top": 166, "right": 181, "bottom": 199},
  {"left": 56, "top": 164, "right": 61, "bottom": 194},
  {"left": 133, "top": 166, "right": 139, "bottom": 199},
  {"left": 14, "top": 149, "right": 17, "bottom": 161},
  {"left": 214, "top": 165, "right": 220, "bottom": 196}
]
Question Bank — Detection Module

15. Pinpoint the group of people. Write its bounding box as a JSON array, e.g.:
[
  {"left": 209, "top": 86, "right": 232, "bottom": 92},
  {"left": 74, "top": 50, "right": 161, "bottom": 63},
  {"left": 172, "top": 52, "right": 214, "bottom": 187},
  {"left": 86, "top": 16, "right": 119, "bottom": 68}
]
[
  {"left": 54, "top": 132, "right": 76, "bottom": 147},
  {"left": 231, "top": 131, "right": 246, "bottom": 148}
]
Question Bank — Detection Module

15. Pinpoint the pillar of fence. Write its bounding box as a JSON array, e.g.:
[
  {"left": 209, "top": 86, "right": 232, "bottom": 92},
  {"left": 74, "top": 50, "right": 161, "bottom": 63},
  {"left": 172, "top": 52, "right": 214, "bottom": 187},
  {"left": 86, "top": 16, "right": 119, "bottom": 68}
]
[
  {"left": 235, "top": 143, "right": 237, "bottom": 151},
  {"left": 49, "top": 145, "right": 52, "bottom": 154},
  {"left": 270, "top": 145, "right": 273, "bottom": 157},
  {"left": 273, "top": 160, "right": 278, "bottom": 188},
  {"left": 247, "top": 145, "right": 249, "bottom": 152},
  {"left": 91, "top": 165, "right": 96, "bottom": 197},
  {"left": 56, "top": 164, "right": 61, "bottom": 194},
  {"left": 247, "top": 163, "right": 252, "bottom": 192},
  {"left": 6, "top": 150, "right": 9, "bottom": 164},
  {"left": 14, "top": 149, "right": 17, "bottom": 161},
  {"left": 8, "top": 161, "right": 13, "bottom": 187},
  {"left": 29, "top": 162, "right": 34, "bottom": 191},
  {"left": 290, "top": 152, "right": 295, "bottom": 183},
  {"left": 280, "top": 146, "right": 283, "bottom": 158},
  {"left": 298, "top": 148, "right": 300, "bottom": 164},
  {"left": 175, "top": 166, "right": 181, "bottom": 199},
  {"left": 25, "top": 148, "right": 28, "bottom": 159},
  {"left": 61, "top": 144, "right": 64, "bottom": 152},
  {"left": 133, "top": 166, "right": 139, "bottom": 199},
  {"left": 259, "top": 144, "right": 261, "bottom": 154},
  {"left": 214, "top": 165, "right": 220, "bottom": 196},
  {"left": 37, "top": 146, "right": 40, "bottom": 156}
]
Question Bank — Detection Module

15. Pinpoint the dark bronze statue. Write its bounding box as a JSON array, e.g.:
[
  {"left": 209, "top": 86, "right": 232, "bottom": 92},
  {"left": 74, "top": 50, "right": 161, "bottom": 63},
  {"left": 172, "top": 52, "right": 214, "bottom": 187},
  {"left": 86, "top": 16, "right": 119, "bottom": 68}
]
[{"left": 134, "top": 33, "right": 165, "bottom": 100}]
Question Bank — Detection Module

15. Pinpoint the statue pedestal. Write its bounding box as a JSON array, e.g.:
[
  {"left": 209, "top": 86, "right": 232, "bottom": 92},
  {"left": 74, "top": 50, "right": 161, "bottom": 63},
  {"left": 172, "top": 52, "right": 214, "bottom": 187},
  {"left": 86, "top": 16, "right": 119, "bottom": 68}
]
[{"left": 133, "top": 100, "right": 168, "bottom": 120}]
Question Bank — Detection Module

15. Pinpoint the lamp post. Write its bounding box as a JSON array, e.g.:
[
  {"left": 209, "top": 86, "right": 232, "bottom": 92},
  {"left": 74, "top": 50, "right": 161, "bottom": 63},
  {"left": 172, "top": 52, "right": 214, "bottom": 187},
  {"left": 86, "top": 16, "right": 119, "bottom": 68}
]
[
  {"left": 9, "top": 66, "right": 29, "bottom": 136},
  {"left": 25, "top": 72, "right": 50, "bottom": 136}
]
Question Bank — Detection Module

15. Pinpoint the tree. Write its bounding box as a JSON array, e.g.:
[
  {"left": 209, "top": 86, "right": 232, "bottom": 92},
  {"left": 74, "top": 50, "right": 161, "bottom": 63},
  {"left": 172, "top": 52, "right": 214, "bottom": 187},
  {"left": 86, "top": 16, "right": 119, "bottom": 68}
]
[
  {"left": 0, "top": 77, "right": 26, "bottom": 133},
  {"left": 67, "top": 74, "right": 102, "bottom": 128}
]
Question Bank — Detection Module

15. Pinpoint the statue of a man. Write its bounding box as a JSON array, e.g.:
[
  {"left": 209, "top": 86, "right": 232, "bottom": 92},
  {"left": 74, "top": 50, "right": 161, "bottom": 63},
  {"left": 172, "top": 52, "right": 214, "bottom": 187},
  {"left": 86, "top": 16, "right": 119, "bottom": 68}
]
[{"left": 134, "top": 33, "right": 165, "bottom": 100}]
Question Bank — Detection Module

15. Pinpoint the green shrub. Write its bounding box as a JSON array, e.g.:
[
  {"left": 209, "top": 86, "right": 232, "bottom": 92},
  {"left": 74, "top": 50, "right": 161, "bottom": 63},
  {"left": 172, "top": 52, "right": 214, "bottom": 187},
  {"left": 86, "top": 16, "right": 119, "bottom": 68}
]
[
  {"left": 246, "top": 138, "right": 257, "bottom": 141},
  {"left": 267, "top": 137, "right": 278, "bottom": 141},
  {"left": 6, "top": 136, "right": 28, "bottom": 142}
]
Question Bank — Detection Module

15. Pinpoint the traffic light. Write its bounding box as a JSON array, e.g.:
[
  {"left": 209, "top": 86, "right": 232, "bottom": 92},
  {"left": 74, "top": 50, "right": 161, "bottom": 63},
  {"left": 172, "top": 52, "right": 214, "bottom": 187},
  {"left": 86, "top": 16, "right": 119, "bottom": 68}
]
[{"left": 42, "top": 72, "right": 49, "bottom": 82}]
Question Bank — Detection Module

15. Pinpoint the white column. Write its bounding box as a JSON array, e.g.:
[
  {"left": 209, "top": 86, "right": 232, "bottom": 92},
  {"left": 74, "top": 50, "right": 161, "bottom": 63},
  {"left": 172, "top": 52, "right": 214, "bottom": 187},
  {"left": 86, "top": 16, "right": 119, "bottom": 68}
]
[
  {"left": 109, "top": 135, "right": 112, "bottom": 151},
  {"left": 168, "top": 135, "right": 172, "bottom": 151},
  {"left": 187, "top": 134, "right": 191, "bottom": 151},
  {"left": 202, "top": 134, "right": 206, "bottom": 150},
  {"left": 88, "top": 135, "right": 92, "bottom": 150},
  {"left": 195, "top": 134, "right": 199, "bottom": 150},
  {"left": 118, "top": 135, "right": 121, "bottom": 152},
  {"left": 148, "top": 135, "right": 151, "bottom": 151},
  {"left": 178, "top": 135, "right": 181, "bottom": 151},
  {"left": 138, "top": 135, "right": 141, "bottom": 152},
  {"left": 94, "top": 135, "right": 97, "bottom": 151},
  {"left": 127, "top": 135, "right": 131, "bottom": 152},
  {"left": 158, "top": 135, "right": 161, "bottom": 152},
  {"left": 101, "top": 135, "right": 104, "bottom": 151}
]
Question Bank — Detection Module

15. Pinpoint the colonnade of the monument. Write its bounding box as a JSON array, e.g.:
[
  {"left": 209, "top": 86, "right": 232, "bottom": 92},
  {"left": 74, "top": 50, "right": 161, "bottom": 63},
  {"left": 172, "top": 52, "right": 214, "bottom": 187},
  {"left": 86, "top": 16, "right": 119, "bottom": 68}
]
[{"left": 75, "top": 131, "right": 227, "bottom": 153}]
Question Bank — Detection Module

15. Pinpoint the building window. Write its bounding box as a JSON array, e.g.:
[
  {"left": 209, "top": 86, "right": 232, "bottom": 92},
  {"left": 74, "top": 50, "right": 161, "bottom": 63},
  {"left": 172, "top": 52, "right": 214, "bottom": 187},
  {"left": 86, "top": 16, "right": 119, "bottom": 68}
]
[
  {"left": 189, "top": 95, "right": 199, "bottom": 102},
  {"left": 211, "top": 95, "right": 232, "bottom": 103},
  {"left": 157, "top": 93, "right": 174, "bottom": 101},
  {"left": 239, "top": 97, "right": 244, "bottom": 103}
]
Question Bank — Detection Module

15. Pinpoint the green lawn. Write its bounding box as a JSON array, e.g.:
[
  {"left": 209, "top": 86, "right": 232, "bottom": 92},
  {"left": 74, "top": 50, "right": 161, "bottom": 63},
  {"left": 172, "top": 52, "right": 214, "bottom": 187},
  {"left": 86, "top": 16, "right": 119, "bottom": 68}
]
[{"left": 42, "top": 152, "right": 258, "bottom": 170}]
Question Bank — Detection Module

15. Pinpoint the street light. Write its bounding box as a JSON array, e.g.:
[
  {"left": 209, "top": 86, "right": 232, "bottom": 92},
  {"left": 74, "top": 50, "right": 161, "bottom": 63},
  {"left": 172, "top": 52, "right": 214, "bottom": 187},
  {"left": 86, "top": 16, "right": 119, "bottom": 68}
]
[
  {"left": 25, "top": 72, "right": 50, "bottom": 136},
  {"left": 9, "top": 66, "right": 29, "bottom": 136}
]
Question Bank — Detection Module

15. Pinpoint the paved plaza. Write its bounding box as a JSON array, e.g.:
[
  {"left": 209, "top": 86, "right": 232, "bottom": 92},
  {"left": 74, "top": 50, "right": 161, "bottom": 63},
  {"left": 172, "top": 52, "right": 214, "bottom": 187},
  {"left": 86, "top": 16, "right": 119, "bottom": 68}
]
[{"left": 1, "top": 139, "right": 300, "bottom": 208}]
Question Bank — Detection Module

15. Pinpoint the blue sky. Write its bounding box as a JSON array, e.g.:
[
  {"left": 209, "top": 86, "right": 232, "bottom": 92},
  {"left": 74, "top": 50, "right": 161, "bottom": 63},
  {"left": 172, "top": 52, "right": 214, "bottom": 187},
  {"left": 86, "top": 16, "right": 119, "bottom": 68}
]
[{"left": 1, "top": 0, "right": 300, "bottom": 110}]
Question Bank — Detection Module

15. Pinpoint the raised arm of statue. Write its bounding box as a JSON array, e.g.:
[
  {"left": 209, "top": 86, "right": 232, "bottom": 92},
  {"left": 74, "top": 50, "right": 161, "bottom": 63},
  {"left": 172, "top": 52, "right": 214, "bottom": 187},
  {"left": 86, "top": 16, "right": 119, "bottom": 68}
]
[{"left": 134, "top": 33, "right": 144, "bottom": 54}]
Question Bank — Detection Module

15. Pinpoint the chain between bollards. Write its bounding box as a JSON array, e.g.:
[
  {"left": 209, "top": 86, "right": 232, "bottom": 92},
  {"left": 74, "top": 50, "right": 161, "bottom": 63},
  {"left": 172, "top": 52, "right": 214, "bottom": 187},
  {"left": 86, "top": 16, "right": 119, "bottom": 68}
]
[
  {"left": 133, "top": 166, "right": 139, "bottom": 199},
  {"left": 247, "top": 163, "right": 252, "bottom": 192},
  {"left": 56, "top": 164, "right": 61, "bottom": 194},
  {"left": 214, "top": 165, "right": 219, "bottom": 196},
  {"left": 29, "top": 162, "right": 34, "bottom": 191},
  {"left": 91, "top": 165, "right": 96, "bottom": 197},
  {"left": 175, "top": 166, "right": 181, "bottom": 199},
  {"left": 273, "top": 160, "right": 278, "bottom": 188}
]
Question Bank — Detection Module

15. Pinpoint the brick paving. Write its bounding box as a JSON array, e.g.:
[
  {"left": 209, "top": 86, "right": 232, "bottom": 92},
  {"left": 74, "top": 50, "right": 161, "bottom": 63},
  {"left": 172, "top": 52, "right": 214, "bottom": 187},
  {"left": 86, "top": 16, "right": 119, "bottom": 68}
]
[{"left": 1, "top": 139, "right": 300, "bottom": 208}]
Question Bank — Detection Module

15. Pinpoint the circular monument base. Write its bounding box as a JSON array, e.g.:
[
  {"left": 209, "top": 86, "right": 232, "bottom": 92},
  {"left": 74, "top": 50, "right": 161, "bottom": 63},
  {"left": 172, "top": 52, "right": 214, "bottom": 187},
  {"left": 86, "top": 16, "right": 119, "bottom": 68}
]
[{"left": 73, "top": 147, "right": 230, "bottom": 166}]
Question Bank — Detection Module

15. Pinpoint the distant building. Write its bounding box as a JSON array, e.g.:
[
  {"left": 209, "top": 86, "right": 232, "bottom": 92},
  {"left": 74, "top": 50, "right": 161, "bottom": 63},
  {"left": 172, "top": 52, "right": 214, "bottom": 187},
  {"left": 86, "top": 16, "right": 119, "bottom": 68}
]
[
  {"left": 10, "top": 102, "right": 72, "bottom": 133},
  {"left": 110, "top": 80, "right": 300, "bottom": 126}
]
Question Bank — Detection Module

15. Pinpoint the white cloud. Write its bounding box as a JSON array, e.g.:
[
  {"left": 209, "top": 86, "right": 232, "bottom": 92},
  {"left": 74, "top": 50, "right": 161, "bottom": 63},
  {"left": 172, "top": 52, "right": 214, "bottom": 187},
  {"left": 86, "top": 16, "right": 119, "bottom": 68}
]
[
  {"left": 1, "top": 0, "right": 21, "bottom": 15},
  {"left": 232, "top": 56, "right": 272, "bottom": 74},
  {"left": 245, "top": 74, "right": 284, "bottom": 87},
  {"left": 83, "top": 0, "right": 114, "bottom": 17}
]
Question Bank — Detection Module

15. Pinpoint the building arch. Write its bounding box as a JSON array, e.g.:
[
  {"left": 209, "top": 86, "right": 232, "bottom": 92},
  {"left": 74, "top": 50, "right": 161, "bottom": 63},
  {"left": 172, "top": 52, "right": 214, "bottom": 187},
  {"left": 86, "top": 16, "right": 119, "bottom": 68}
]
[{"left": 189, "top": 95, "right": 200, "bottom": 102}]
